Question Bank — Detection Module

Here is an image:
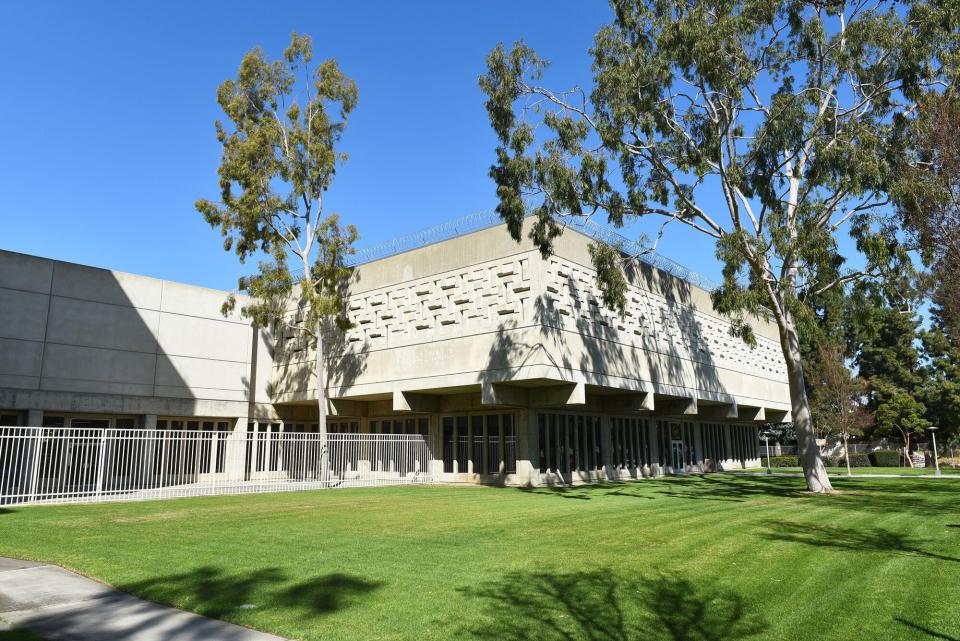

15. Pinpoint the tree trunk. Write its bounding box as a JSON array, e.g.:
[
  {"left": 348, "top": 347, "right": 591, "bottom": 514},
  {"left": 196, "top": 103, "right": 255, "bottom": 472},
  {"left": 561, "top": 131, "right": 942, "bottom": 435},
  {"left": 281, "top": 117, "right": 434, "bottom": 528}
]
[
  {"left": 315, "top": 323, "right": 331, "bottom": 484},
  {"left": 843, "top": 432, "right": 852, "bottom": 477},
  {"left": 778, "top": 312, "right": 834, "bottom": 493},
  {"left": 903, "top": 431, "right": 913, "bottom": 468}
]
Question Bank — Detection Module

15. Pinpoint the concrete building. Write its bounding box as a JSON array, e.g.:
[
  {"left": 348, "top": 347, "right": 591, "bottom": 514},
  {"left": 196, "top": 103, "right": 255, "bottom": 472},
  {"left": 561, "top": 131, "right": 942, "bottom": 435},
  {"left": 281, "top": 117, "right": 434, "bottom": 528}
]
[{"left": 0, "top": 213, "right": 787, "bottom": 486}]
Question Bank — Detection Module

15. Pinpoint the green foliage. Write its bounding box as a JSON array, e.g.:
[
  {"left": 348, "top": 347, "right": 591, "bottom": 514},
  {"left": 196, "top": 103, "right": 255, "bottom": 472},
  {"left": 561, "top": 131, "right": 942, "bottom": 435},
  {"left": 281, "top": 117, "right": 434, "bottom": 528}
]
[
  {"left": 894, "top": 94, "right": 960, "bottom": 337},
  {"left": 919, "top": 325, "right": 960, "bottom": 439},
  {"left": 762, "top": 422, "right": 795, "bottom": 444},
  {"left": 840, "top": 453, "right": 872, "bottom": 468},
  {"left": 768, "top": 455, "right": 800, "bottom": 467},
  {"left": 805, "top": 340, "right": 872, "bottom": 443},
  {"left": 196, "top": 33, "right": 359, "bottom": 337},
  {"left": 869, "top": 450, "right": 902, "bottom": 467},
  {"left": 851, "top": 295, "right": 925, "bottom": 397},
  {"left": 479, "top": 0, "right": 959, "bottom": 488},
  {"left": 478, "top": 0, "right": 955, "bottom": 318},
  {"left": 873, "top": 384, "right": 931, "bottom": 448}
]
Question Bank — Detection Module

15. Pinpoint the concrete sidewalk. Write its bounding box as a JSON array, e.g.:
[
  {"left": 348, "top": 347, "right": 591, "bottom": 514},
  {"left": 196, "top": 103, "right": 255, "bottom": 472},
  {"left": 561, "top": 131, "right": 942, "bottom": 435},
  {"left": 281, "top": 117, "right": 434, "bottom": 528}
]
[{"left": 0, "top": 557, "right": 287, "bottom": 641}]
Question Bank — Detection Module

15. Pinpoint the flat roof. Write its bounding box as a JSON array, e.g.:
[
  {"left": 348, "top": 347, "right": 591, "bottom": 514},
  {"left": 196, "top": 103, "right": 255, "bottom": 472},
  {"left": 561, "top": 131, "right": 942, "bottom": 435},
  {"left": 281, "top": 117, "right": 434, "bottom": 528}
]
[{"left": 346, "top": 210, "right": 720, "bottom": 292}]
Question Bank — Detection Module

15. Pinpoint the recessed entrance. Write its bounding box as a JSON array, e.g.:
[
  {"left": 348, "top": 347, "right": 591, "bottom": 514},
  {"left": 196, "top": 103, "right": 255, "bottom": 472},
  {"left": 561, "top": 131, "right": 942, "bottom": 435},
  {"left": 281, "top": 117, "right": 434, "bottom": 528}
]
[{"left": 670, "top": 422, "right": 684, "bottom": 470}]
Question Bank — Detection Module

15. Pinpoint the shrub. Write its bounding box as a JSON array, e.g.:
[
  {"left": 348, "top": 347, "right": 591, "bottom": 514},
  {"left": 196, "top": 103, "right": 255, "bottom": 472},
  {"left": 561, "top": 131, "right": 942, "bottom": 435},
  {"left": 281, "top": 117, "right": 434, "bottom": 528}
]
[
  {"left": 767, "top": 455, "right": 800, "bottom": 467},
  {"left": 869, "top": 450, "right": 901, "bottom": 467},
  {"left": 835, "top": 452, "right": 871, "bottom": 467}
]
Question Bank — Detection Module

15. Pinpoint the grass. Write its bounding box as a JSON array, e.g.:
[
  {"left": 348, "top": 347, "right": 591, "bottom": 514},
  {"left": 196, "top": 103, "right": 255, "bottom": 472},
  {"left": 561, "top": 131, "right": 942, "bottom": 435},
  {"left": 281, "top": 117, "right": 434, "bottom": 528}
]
[
  {"left": 0, "top": 631, "right": 46, "bottom": 641},
  {"left": 742, "top": 466, "right": 960, "bottom": 475},
  {"left": 0, "top": 618, "right": 47, "bottom": 641},
  {"left": 0, "top": 477, "right": 958, "bottom": 641}
]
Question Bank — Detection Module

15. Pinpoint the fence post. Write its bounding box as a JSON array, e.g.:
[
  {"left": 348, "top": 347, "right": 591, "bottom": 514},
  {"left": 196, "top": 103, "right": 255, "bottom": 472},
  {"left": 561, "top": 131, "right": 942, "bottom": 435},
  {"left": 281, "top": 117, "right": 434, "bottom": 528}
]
[
  {"left": 27, "top": 428, "right": 44, "bottom": 505},
  {"left": 94, "top": 428, "right": 108, "bottom": 501},
  {"left": 158, "top": 430, "right": 167, "bottom": 497}
]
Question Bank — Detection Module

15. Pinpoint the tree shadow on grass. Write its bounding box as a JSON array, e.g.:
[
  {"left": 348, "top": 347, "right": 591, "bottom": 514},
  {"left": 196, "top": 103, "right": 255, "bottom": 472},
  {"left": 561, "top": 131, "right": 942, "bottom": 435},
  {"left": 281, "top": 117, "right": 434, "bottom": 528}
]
[
  {"left": 624, "top": 476, "right": 956, "bottom": 519},
  {"left": 280, "top": 573, "right": 384, "bottom": 615},
  {"left": 758, "top": 521, "right": 960, "bottom": 563},
  {"left": 0, "top": 629, "right": 47, "bottom": 641},
  {"left": 120, "top": 566, "right": 383, "bottom": 619},
  {"left": 458, "top": 569, "right": 765, "bottom": 641},
  {"left": 516, "top": 476, "right": 805, "bottom": 502},
  {"left": 821, "top": 489, "right": 958, "bottom": 519},
  {"left": 894, "top": 617, "right": 960, "bottom": 641},
  {"left": 513, "top": 476, "right": 957, "bottom": 521},
  {"left": 518, "top": 483, "right": 654, "bottom": 501},
  {"left": 642, "top": 476, "right": 807, "bottom": 503}
]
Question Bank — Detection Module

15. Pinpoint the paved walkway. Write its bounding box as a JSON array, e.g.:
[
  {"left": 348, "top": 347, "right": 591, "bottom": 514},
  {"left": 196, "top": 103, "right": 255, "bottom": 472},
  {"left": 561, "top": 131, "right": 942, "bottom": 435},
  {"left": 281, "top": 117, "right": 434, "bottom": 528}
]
[{"left": 0, "top": 557, "right": 287, "bottom": 641}]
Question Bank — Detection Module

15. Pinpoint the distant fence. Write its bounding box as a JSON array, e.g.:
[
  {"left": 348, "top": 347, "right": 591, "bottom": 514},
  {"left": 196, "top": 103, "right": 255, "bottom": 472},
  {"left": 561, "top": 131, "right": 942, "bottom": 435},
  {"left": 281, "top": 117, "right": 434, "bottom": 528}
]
[
  {"left": 757, "top": 442, "right": 909, "bottom": 457},
  {"left": 0, "top": 427, "right": 435, "bottom": 506}
]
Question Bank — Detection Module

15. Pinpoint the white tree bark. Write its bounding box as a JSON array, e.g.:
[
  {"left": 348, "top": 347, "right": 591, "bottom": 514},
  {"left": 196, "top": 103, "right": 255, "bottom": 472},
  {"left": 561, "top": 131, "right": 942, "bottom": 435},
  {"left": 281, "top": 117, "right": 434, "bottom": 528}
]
[
  {"left": 778, "top": 311, "right": 834, "bottom": 493},
  {"left": 843, "top": 432, "right": 852, "bottom": 477},
  {"left": 314, "top": 322, "right": 330, "bottom": 484}
]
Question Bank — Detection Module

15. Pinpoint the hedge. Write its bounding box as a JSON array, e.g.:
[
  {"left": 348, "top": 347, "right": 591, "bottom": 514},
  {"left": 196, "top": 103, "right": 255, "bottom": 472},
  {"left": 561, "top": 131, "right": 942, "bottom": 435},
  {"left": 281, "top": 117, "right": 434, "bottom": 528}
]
[
  {"left": 869, "top": 450, "right": 901, "bottom": 467},
  {"left": 831, "top": 452, "right": 871, "bottom": 467},
  {"left": 767, "top": 455, "right": 800, "bottom": 467}
]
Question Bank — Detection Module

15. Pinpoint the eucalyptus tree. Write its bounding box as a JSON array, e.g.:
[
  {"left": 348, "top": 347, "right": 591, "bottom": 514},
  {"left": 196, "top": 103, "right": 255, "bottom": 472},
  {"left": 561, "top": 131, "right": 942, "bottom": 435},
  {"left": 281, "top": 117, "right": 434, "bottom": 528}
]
[
  {"left": 479, "top": 0, "right": 959, "bottom": 492},
  {"left": 197, "top": 33, "right": 359, "bottom": 478},
  {"left": 896, "top": 93, "right": 960, "bottom": 333}
]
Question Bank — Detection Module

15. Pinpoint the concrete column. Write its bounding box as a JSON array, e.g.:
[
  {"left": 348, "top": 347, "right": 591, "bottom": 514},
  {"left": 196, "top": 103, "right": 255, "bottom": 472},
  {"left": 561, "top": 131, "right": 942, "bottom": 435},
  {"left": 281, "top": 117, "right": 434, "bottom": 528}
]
[
  {"left": 429, "top": 413, "right": 441, "bottom": 481},
  {"left": 648, "top": 420, "right": 660, "bottom": 477},
  {"left": 22, "top": 410, "right": 44, "bottom": 500},
  {"left": 601, "top": 416, "right": 614, "bottom": 481},
  {"left": 513, "top": 409, "right": 534, "bottom": 486},
  {"left": 224, "top": 417, "right": 249, "bottom": 481},
  {"left": 138, "top": 415, "right": 159, "bottom": 488},
  {"left": 693, "top": 422, "right": 704, "bottom": 471},
  {"left": 749, "top": 425, "right": 761, "bottom": 467},
  {"left": 722, "top": 423, "right": 734, "bottom": 470}
]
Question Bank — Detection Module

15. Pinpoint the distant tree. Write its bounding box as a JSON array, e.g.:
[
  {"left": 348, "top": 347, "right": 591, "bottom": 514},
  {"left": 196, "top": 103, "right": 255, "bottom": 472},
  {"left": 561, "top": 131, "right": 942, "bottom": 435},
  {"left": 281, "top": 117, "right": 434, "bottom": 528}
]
[
  {"left": 894, "top": 94, "right": 960, "bottom": 444},
  {"left": 798, "top": 285, "right": 849, "bottom": 426},
  {"left": 852, "top": 296, "right": 925, "bottom": 399},
  {"left": 196, "top": 33, "right": 359, "bottom": 479},
  {"left": 946, "top": 432, "right": 960, "bottom": 467},
  {"left": 873, "top": 384, "right": 931, "bottom": 466},
  {"left": 479, "top": 0, "right": 958, "bottom": 492},
  {"left": 763, "top": 421, "right": 796, "bottom": 445},
  {"left": 805, "top": 341, "right": 872, "bottom": 474},
  {"left": 895, "top": 94, "right": 960, "bottom": 334},
  {"left": 919, "top": 325, "right": 960, "bottom": 439},
  {"left": 848, "top": 288, "right": 930, "bottom": 466}
]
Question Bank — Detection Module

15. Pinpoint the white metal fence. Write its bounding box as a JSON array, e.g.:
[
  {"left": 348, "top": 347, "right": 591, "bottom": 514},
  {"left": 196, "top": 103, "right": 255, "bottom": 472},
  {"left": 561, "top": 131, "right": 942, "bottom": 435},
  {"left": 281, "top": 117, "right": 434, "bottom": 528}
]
[{"left": 0, "top": 427, "right": 436, "bottom": 506}]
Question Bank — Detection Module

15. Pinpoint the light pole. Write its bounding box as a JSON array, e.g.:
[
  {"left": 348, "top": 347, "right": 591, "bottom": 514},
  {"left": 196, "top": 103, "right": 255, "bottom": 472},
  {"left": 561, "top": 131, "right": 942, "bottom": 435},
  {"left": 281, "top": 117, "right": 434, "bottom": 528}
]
[{"left": 929, "top": 426, "right": 941, "bottom": 477}]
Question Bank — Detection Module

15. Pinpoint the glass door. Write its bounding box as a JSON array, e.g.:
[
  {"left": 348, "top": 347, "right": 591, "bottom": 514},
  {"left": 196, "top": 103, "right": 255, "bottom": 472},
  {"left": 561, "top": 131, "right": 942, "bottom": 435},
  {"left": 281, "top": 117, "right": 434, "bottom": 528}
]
[{"left": 669, "top": 422, "right": 684, "bottom": 470}]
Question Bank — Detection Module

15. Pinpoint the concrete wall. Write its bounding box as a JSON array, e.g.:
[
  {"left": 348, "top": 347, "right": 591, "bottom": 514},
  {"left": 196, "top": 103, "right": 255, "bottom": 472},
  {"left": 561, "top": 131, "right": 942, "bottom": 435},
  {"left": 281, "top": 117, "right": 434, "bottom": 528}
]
[
  {"left": 0, "top": 249, "right": 275, "bottom": 420},
  {"left": 271, "top": 219, "right": 791, "bottom": 421}
]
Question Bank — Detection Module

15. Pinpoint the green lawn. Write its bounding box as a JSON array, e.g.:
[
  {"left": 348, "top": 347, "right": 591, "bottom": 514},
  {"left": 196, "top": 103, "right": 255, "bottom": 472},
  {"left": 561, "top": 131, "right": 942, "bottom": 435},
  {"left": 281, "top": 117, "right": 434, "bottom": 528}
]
[
  {"left": 0, "top": 631, "right": 47, "bottom": 641},
  {"left": 742, "top": 466, "right": 960, "bottom": 475},
  {"left": 0, "top": 477, "right": 957, "bottom": 641},
  {"left": 0, "top": 618, "right": 47, "bottom": 641}
]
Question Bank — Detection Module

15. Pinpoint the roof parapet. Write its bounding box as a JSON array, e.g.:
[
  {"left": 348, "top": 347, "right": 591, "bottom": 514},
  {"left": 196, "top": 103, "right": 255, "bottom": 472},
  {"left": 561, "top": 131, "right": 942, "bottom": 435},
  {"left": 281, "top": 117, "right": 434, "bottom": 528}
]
[{"left": 346, "top": 210, "right": 719, "bottom": 292}]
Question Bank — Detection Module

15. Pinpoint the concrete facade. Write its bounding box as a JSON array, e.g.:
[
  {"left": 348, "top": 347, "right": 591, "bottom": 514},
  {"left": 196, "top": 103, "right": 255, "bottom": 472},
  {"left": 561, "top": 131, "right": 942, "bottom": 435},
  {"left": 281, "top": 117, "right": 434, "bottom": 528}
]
[{"left": 0, "top": 217, "right": 785, "bottom": 486}]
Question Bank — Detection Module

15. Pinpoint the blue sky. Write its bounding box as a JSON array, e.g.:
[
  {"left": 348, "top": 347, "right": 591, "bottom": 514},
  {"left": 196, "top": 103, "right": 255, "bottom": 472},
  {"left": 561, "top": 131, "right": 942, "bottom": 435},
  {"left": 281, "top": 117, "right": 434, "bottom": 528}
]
[{"left": 1, "top": 1, "right": 846, "bottom": 294}]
